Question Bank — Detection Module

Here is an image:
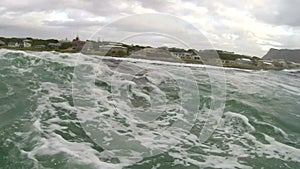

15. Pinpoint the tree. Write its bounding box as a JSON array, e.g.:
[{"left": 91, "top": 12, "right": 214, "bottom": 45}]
[{"left": 60, "top": 42, "right": 73, "bottom": 49}]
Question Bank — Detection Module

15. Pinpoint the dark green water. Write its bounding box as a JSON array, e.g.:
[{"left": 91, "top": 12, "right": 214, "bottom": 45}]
[{"left": 0, "top": 49, "right": 299, "bottom": 169}]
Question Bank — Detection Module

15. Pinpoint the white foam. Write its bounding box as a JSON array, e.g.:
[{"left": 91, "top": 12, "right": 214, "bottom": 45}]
[
  {"left": 33, "top": 119, "right": 42, "bottom": 132},
  {"left": 26, "top": 133, "right": 123, "bottom": 169},
  {"left": 243, "top": 133, "right": 300, "bottom": 162},
  {"left": 223, "top": 111, "right": 256, "bottom": 132}
]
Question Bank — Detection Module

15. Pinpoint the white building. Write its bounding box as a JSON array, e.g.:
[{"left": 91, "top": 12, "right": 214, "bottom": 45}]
[
  {"left": 8, "top": 42, "right": 20, "bottom": 48},
  {"left": 235, "top": 58, "right": 254, "bottom": 65},
  {"left": 0, "top": 40, "right": 5, "bottom": 46},
  {"left": 23, "top": 40, "right": 32, "bottom": 48}
]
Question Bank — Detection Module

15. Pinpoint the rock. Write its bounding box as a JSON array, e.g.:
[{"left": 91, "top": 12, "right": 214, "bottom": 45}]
[{"left": 263, "top": 48, "right": 300, "bottom": 63}]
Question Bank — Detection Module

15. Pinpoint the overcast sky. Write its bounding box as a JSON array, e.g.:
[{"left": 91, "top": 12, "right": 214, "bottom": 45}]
[{"left": 0, "top": 0, "right": 299, "bottom": 56}]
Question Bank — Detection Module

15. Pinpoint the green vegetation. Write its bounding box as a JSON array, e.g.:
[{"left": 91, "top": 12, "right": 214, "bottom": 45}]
[
  {"left": 60, "top": 42, "right": 73, "bottom": 49},
  {"left": 0, "top": 37, "right": 59, "bottom": 46},
  {"left": 32, "top": 39, "right": 58, "bottom": 46},
  {"left": 187, "top": 49, "right": 198, "bottom": 55},
  {"left": 0, "top": 37, "right": 22, "bottom": 43},
  {"left": 181, "top": 58, "right": 203, "bottom": 64},
  {"left": 252, "top": 56, "right": 261, "bottom": 60},
  {"left": 124, "top": 44, "right": 149, "bottom": 54},
  {"left": 106, "top": 50, "right": 128, "bottom": 57}
]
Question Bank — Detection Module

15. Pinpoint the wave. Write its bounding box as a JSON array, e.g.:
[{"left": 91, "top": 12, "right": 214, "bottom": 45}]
[{"left": 0, "top": 49, "right": 299, "bottom": 168}]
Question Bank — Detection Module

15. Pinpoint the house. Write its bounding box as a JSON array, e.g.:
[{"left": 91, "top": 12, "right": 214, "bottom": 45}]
[
  {"left": 48, "top": 43, "right": 61, "bottom": 49},
  {"left": 272, "top": 59, "right": 288, "bottom": 68},
  {"left": 22, "top": 39, "right": 32, "bottom": 48},
  {"left": 235, "top": 58, "right": 254, "bottom": 66},
  {"left": 231, "top": 58, "right": 258, "bottom": 69},
  {"left": 0, "top": 40, "right": 6, "bottom": 46},
  {"left": 191, "top": 55, "right": 201, "bottom": 60},
  {"left": 8, "top": 42, "right": 20, "bottom": 48},
  {"left": 260, "top": 60, "right": 276, "bottom": 69},
  {"left": 252, "top": 60, "right": 278, "bottom": 69},
  {"left": 169, "top": 48, "right": 202, "bottom": 60},
  {"left": 222, "top": 60, "right": 234, "bottom": 65},
  {"left": 170, "top": 51, "right": 192, "bottom": 59}
]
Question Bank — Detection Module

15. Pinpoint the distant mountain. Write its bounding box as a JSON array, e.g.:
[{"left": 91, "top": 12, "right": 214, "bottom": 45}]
[{"left": 263, "top": 48, "right": 300, "bottom": 63}]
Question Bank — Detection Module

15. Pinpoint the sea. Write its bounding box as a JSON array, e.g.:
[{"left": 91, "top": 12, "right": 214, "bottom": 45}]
[{"left": 0, "top": 49, "right": 299, "bottom": 169}]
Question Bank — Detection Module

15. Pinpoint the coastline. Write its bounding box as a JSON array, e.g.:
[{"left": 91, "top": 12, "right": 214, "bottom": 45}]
[
  {"left": 0, "top": 36, "right": 299, "bottom": 71},
  {"left": 1, "top": 48, "right": 299, "bottom": 71}
]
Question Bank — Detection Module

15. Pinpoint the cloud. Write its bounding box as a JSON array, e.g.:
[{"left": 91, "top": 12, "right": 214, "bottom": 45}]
[
  {"left": 89, "top": 14, "right": 212, "bottom": 50},
  {"left": 252, "top": 0, "right": 300, "bottom": 27},
  {"left": 43, "top": 20, "right": 103, "bottom": 28},
  {"left": 0, "top": 0, "right": 299, "bottom": 57}
]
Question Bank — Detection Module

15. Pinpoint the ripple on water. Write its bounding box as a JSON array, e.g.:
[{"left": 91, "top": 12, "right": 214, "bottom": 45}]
[{"left": 0, "top": 82, "right": 9, "bottom": 98}]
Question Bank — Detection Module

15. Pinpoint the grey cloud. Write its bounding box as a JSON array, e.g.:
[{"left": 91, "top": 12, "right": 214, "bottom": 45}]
[
  {"left": 89, "top": 14, "right": 213, "bottom": 49},
  {"left": 0, "top": 22, "right": 72, "bottom": 39},
  {"left": 0, "top": 0, "right": 299, "bottom": 57},
  {"left": 253, "top": 0, "right": 300, "bottom": 27},
  {"left": 2, "top": 0, "right": 65, "bottom": 12},
  {"left": 1, "top": 0, "right": 134, "bottom": 16},
  {"left": 43, "top": 20, "right": 104, "bottom": 28},
  {"left": 137, "top": 0, "right": 174, "bottom": 13}
]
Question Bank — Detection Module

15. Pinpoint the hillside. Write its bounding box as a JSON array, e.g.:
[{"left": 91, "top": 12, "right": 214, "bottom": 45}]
[{"left": 263, "top": 48, "right": 300, "bottom": 63}]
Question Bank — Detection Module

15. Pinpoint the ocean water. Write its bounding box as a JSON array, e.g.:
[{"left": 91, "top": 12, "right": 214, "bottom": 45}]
[{"left": 0, "top": 49, "right": 299, "bottom": 169}]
